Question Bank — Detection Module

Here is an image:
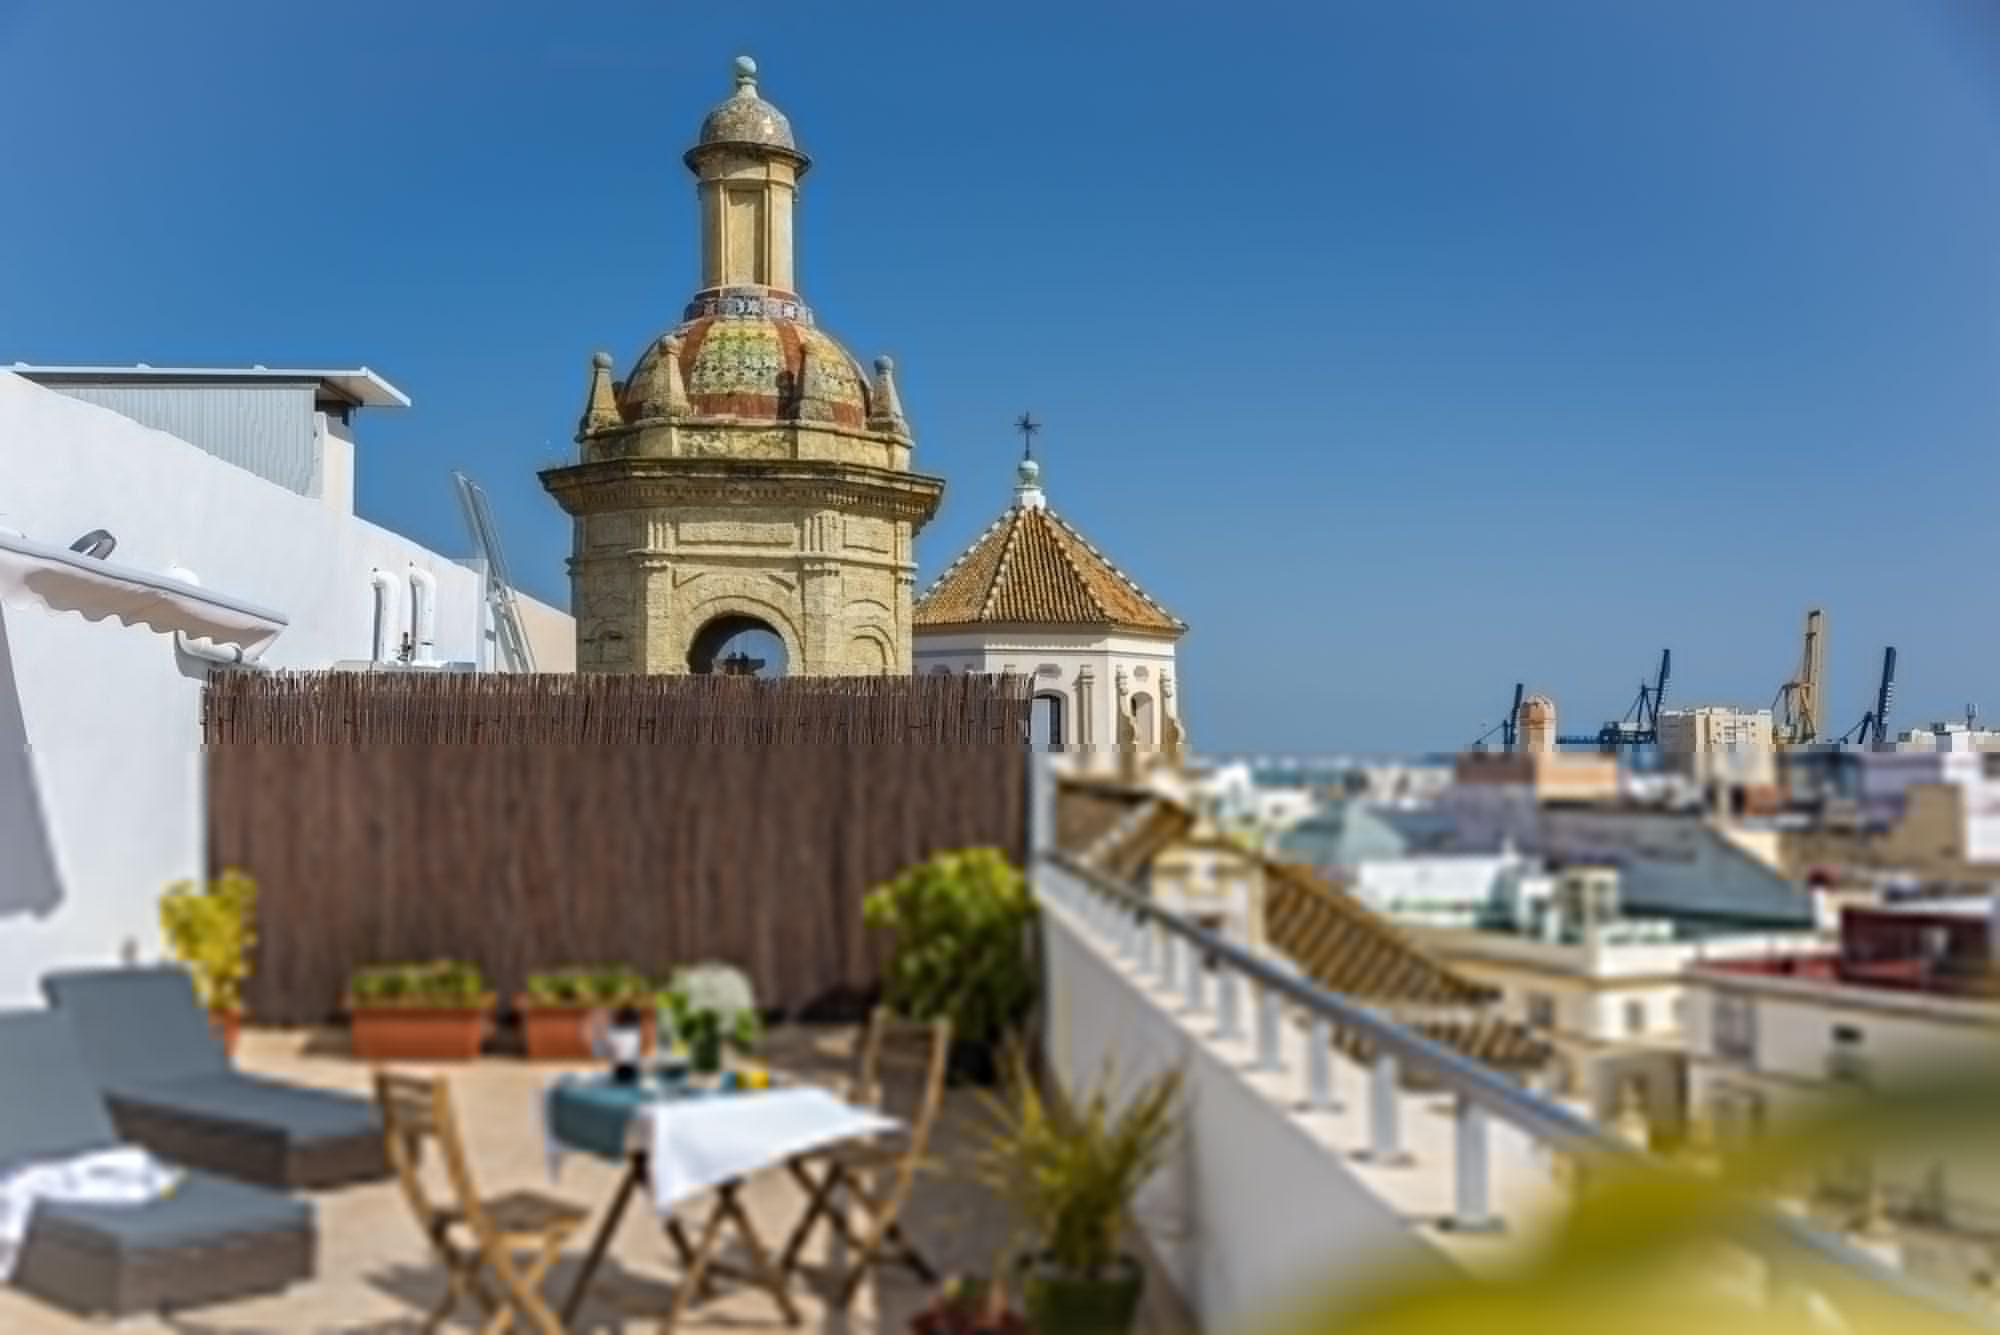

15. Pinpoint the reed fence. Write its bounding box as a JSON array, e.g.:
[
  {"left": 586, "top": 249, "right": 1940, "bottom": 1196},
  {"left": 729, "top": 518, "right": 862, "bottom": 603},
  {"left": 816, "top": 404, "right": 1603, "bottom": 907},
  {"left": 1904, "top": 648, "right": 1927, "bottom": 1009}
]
[{"left": 204, "top": 672, "right": 1031, "bottom": 1025}]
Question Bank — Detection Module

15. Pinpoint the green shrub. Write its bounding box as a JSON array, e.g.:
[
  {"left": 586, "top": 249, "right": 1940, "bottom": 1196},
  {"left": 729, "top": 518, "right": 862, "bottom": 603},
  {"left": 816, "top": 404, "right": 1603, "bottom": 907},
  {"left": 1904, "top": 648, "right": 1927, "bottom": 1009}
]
[
  {"left": 524, "top": 965, "right": 647, "bottom": 1005},
  {"left": 349, "top": 959, "right": 488, "bottom": 1005},
  {"left": 863, "top": 848, "right": 1037, "bottom": 1047},
  {"left": 158, "top": 869, "right": 257, "bottom": 1011}
]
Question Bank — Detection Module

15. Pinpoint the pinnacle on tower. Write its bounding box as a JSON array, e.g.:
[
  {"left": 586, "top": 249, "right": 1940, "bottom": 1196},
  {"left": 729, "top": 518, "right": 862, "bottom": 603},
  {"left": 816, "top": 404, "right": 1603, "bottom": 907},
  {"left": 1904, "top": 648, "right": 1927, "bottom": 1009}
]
[
  {"left": 623, "top": 335, "right": 690, "bottom": 422},
  {"left": 578, "top": 350, "right": 621, "bottom": 436},
  {"left": 868, "top": 355, "right": 908, "bottom": 436}
]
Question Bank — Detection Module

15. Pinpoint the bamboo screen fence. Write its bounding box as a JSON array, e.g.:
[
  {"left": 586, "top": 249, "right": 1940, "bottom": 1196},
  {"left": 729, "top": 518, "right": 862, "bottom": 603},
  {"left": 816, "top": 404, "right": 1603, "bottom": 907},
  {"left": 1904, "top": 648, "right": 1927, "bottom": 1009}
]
[{"left": 204, "top": 672, "right": 1032, "bottom": 1025}]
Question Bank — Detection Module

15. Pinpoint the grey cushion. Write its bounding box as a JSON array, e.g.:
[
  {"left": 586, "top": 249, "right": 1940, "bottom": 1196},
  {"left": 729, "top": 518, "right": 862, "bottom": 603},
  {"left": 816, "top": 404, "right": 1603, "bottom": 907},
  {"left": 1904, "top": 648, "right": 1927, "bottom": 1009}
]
[
  {"left": 31, "top": 1168, "right": 311, "bottom": 1254},
  {"left": 0, "top": 1011, "right": 120, "bottom": 1169},
  {"left": 111, "top": 1072, "right": 380, "bottom": 1143},
  {"left": 40, "top": 967, "right": 228, "bottom": 1089}
]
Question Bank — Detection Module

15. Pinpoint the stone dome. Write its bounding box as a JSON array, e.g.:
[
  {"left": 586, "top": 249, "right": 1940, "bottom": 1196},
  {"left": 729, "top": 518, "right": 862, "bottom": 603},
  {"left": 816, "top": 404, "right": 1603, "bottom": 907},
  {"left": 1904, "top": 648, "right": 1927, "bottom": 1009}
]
[
  {"left": 622, "top": 306, "right": 875, "bottom": 429},
  {"left": 689, "top": 56, "right": 801, "bottom": 161}
]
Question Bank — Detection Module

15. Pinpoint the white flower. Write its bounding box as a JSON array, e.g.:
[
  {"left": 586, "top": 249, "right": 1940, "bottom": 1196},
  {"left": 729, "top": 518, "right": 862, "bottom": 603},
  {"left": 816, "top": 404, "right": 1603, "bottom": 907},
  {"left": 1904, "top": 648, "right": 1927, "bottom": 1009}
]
[{"left": 671, "top": 962, "right": 756, "bottom": 1022}]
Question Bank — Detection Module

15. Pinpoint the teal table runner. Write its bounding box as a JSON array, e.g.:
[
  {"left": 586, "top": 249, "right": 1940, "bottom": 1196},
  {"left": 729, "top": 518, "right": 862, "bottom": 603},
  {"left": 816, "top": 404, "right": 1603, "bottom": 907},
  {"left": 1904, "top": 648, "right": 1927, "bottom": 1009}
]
[{"left": 548, "top": 1074, "right": 738, "bottom": 1161}]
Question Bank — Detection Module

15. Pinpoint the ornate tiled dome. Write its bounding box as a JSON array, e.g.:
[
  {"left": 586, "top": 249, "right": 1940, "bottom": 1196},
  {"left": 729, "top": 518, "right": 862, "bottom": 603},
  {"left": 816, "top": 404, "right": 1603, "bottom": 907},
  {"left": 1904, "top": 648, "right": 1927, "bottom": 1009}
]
[
  {"left": 690, "top": 56, "right": 801, "bottom": 160},
  {"left": 621, "top": 305, "right": 874, "bottom": 428}
]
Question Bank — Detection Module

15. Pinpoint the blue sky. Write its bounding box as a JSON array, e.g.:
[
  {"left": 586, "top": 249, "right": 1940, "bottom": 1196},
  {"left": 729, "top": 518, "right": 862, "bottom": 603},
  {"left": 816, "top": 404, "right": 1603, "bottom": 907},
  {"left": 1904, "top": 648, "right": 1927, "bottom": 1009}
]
[{"left": 3, "top": 1, "right": 1995, "bottom": 754}]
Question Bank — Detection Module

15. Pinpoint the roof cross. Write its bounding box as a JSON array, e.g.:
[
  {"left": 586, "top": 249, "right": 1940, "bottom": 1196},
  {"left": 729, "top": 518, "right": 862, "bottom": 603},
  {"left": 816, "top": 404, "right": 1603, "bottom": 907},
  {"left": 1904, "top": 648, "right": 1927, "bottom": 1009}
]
[{"left": 1014, "top": 411, "right": 1041, "bottom": 461}]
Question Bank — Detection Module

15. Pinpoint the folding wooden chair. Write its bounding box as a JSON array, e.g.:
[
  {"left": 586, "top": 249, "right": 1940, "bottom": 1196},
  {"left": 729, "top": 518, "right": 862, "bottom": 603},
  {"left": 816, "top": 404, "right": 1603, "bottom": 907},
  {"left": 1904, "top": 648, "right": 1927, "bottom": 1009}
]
[
  {"left": 778, "top": 1008, "right": 950, "bottom": 1308},
  {"left": 375, "top": 1071, "right": 590, "bottom": 1335}
]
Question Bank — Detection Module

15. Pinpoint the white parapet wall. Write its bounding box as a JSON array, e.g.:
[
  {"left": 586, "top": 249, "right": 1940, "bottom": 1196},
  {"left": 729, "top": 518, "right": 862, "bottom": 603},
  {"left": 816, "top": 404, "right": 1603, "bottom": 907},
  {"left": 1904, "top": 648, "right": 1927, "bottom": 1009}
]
[{"left": 1034, "top": 862, "right": 1581, "bottom": 1331}]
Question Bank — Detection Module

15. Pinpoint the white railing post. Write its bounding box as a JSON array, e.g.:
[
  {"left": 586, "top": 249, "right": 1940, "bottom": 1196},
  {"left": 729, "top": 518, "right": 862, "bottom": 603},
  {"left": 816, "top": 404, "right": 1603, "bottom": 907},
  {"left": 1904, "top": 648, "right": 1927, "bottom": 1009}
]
[
  {"left": 1364, "top": 1051, "right": 1411, "bottom": 1165},
  {"left": 1216, "top": 965, "right": 1242, "bottom": 1040},
  {"left": 1254, "top": 987, "right": 1284, "bottom": 1071},
  {"left": 1183, "top": 937, "right": 1207, "bottom": 1013},
  {"left": 1161, "top": 933, "right": 1181, "bottom": 993},
  {"left": 1307, "top": 1016, "right": 1339, "bottom": 1112},
  {"left": 1448, "top": 1093, "right": 1500, "bottom": 1231},
  {"left": 1137, "top": 918, "right": 1157, "bottom": 975}
]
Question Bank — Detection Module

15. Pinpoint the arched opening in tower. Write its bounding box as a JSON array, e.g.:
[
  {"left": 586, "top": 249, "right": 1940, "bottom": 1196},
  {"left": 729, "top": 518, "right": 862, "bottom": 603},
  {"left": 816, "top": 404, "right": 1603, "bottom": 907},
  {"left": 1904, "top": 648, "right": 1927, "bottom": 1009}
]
[
  {"left": 687, "top": 615, "right": 789, "bottom": 678},
  {"left": 1031, "top": 691, "right": 1067, "bottom": 750},
  {"left": 1129, "top": 691, "right": 1157, "bottom": 748}
]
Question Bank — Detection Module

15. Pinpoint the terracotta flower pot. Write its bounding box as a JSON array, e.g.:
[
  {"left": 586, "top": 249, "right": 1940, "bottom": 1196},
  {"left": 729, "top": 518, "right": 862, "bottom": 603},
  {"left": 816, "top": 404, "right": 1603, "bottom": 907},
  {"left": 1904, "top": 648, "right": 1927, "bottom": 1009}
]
[
  {"left": 516, "top": 999, "right": 657, "bottom": 1062},
  {"left": 209, "top": 1007, "right": 242, "bottom": 1057},
  {"left": 347, "top": 998, "right": 494, "bottom": 1062}
]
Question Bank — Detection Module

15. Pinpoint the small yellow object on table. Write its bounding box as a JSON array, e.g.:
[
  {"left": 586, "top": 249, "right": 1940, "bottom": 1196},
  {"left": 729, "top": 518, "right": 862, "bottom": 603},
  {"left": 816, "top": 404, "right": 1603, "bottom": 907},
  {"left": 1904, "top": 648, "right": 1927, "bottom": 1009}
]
[{"left": 739, "top": 1064, "right": 770, "bottom": 1091}]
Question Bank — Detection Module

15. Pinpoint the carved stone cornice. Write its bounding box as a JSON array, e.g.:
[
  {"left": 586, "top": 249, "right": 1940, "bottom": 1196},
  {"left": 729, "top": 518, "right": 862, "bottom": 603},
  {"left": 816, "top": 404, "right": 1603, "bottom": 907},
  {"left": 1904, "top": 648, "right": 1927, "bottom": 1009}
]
[
  {"left": 540, "top": 457, "right": 946, "bottom": 529},
  {"left": 578, "top": 415, "right": 909, "bottom": 455}
]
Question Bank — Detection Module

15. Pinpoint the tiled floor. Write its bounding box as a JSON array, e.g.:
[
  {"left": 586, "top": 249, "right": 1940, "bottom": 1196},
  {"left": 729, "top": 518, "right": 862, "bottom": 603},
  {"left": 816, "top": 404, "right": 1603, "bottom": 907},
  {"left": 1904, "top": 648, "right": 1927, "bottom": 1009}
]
[{"left": 0, "top": 1025, "right": 1197, "bottom": 1334}]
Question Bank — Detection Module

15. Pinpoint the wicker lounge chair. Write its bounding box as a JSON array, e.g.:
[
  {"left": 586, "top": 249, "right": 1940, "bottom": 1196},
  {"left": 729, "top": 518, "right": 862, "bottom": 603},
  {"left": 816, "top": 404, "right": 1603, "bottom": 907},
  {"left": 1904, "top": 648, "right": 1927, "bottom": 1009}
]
[
  {"left": 41, "top": 966, "right": 388, "bottom": 1190},
  {"left": 0, "top": 1008, "right": 315, "bottom": 1317}
]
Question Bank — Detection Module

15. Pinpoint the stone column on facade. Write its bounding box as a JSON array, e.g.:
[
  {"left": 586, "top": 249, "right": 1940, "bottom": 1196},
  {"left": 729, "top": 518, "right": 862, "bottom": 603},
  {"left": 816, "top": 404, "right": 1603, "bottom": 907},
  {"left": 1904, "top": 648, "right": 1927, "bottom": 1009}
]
[
  {"left": 633, "top": 554, "right": 682, "bottom": 673},
  {"left": 799, "top": 508, "right": 843, "bottom": 674},
  {"left": 1074, "top": 665, "right": 1096, "bottom": 759},
  {"left": 800, "top": 562, "right": 843, "bottom": 673},
  {"left": 1114, "top": 667, "right": 1138, "bottom": 782}
]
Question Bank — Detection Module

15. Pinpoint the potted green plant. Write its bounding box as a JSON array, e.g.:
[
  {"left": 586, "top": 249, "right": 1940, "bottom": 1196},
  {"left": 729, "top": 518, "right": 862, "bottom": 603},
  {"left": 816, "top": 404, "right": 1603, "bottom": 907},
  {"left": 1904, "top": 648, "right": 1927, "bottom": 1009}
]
[
  {"left": 517, "top": 965, "right": 652, "bottom": 1061},
  {"left": 970, "top": 1042, "right": 1183, "bottom": 1335},
  {"left": 864, "top": 847, "right": 1037, "bottom": 1085},
  {"left": 658, "top": 963, "right": 760, "bottom": 1076},
  {"left": 346, "top": 960, "right": 493, "bottom": 1061},
  {"left": 158, "top": 869, "right": 258, "bottom": 1055}
]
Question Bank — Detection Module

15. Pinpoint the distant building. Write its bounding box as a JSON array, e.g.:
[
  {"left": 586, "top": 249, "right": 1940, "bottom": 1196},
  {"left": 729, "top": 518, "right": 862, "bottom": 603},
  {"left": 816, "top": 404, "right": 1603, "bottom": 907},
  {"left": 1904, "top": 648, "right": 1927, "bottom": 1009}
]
[
  {"left": 1377, "top": 858, "right": 1820, "bottom": 1132},
  {"left": 1895, "top": 722, "right": 2000, "bottom": 754},
  {"left": 1271, "top": 799, "right": 1410, "bottom": 872},
  {"left": 1778, "top": 748, "right": 2000, "bottom": 881},
  {"left": 1683, "top": 896, "right": 2000, "bottom": 1299},
  {"left": 1659, "top": 706, "right": 1775, "bottom": 784}
]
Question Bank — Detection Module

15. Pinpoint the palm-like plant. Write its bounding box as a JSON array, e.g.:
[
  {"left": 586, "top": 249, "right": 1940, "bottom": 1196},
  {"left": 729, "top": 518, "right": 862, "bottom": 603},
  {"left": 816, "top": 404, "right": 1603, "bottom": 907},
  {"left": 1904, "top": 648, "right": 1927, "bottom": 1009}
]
[{"left": 968, "top": 1039, "right": 1183, "bottom": 1280}]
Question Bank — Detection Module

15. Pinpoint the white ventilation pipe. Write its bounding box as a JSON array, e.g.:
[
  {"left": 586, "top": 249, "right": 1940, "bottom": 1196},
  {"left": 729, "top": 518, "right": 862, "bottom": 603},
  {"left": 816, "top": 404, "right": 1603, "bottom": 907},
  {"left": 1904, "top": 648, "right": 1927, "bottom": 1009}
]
[
  {"left": 168, "top": 566, "right": 271, "bottom": 670},
  {"left": 370, "top": 569, "right": 401, "bottom": 662},
  {"left": 406, "top": 565, "right": 437, "bottom": 665}
]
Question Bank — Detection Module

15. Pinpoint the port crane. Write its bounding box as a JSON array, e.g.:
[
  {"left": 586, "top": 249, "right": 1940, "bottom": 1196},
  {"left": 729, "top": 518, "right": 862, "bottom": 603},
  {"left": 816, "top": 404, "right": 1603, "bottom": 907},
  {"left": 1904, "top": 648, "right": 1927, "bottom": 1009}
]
[
  {"left": 1470, "top": 683, "right": 1525, "bottom": 751},
  {"left": 1837, "top": 646, "right": 1897, "bottom": 748},
  {"left": 1557, "top": 649, "right": 1671, "bottom": 751},
  {"left": 1773, "top": 607, "right": 1825, "bottom": 746}
]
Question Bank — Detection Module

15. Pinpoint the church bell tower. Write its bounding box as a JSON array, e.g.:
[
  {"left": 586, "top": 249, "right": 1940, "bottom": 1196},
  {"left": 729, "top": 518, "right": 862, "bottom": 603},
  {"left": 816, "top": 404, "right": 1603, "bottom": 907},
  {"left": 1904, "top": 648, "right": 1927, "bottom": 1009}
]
[{"left": 541, "top": 56, "right": 946, "bottom": 676}]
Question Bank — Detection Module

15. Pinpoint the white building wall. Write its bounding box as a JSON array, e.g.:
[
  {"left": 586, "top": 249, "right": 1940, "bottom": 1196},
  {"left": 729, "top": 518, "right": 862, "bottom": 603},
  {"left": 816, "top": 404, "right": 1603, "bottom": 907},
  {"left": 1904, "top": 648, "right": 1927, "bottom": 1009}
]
[
  {"left": 912, "top": 627, "right": 1179, "bottom": 757},
  {"left": 514, "top": 590, "right": 576, "bottom": 673},
  {"left": 0, "top": 373, "right": 567, "bottom": 1002}
]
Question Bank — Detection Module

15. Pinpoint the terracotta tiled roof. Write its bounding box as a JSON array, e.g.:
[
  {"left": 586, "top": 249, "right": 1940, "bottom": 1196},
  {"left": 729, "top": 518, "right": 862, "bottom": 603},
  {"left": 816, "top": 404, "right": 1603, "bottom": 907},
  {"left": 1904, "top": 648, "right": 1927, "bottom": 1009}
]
[
  {"left": 1054, "top": 778, "right": 1157, "bottom": 857},
  {"left": 914, "top": 504, "right": 1184, "bottom": 634},
  {"left": 1262, "top": 861, "right": 1496, "bottom": 1007}
]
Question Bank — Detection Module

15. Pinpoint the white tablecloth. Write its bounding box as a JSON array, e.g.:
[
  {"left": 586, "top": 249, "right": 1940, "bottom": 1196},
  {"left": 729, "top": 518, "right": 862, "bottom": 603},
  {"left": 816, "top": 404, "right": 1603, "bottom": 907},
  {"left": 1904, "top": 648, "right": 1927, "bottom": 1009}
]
[{"left": 544, "top": 1083, "right": 899, "bottom": 1213}]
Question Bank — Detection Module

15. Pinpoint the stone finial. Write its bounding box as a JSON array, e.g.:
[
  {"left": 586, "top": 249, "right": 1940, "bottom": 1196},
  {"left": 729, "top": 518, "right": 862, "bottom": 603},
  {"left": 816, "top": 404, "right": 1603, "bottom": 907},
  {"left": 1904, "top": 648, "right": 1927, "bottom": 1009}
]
[
  {"left": 868, "top": 354, "right": 909, "bottom": 435},
  {"left": 734, "top": 54, "right": 758, "bottom": 91},
  {"left": 661, "top": 336, "right": 691, "bottom": 416},
  {"left": 627, "top": 335, "right": 691, "bottom": 421},
  {"left": 579, "top": 350, "right": 622, "bottom": 434}
]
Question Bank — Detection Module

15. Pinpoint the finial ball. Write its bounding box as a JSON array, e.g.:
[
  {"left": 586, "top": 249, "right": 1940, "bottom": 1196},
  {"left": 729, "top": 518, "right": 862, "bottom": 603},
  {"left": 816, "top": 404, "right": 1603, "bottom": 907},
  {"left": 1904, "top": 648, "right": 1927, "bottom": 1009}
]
[
  {"left": 592, "top": 350, "right": 613, "bottom": 370},
  {"left": 875, "top": 355, "right": 895, "bottom": 374},
  {"left": 734, "top": 55, "right": 757, "bottom": 83}
]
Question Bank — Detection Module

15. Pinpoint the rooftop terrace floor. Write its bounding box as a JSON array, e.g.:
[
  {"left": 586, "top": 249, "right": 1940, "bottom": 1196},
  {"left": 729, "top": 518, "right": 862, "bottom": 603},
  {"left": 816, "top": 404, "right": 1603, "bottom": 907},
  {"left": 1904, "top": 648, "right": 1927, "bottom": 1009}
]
[{"left": 0, "top": 1025, "right": 1198, "bottom": 1334}]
